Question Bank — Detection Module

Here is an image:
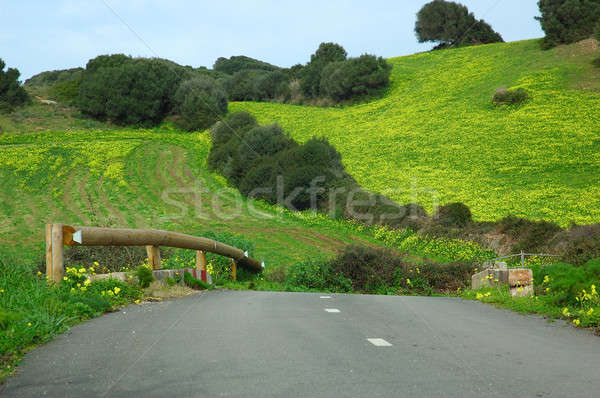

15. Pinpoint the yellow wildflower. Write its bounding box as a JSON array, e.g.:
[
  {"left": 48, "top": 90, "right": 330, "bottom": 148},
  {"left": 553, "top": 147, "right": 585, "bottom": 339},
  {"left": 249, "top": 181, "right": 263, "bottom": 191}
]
[
  {"left": 113, "top": 287, "right": 121, "bottom": 295},
  {"left": 562, "top": 307, "right": 570, "bottom": 317},
  {"left": 573, "top": 319, "right": 580, "bottom": 326}
]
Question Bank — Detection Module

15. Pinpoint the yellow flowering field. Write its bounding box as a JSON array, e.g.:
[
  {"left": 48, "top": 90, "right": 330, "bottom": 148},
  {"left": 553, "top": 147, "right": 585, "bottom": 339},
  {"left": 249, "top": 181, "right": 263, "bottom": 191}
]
[{"left": 232, "top": 39, "right": 600, "bottom": 226}]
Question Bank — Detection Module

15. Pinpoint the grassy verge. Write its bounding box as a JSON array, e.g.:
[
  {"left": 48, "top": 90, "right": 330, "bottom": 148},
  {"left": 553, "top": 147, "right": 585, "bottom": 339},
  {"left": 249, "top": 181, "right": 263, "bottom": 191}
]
[
  {"left": 461, "top": 259, "right": 600, "bottom": 331},
  {"left": 0, "top": 252, "right": 144, "bottom": 381}
]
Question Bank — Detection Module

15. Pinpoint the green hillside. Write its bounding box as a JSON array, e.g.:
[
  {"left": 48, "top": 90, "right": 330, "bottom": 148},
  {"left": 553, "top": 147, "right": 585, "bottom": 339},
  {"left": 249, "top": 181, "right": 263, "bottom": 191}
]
[{"left": 232, "top": 39, "right": 600, "bottom": 226}]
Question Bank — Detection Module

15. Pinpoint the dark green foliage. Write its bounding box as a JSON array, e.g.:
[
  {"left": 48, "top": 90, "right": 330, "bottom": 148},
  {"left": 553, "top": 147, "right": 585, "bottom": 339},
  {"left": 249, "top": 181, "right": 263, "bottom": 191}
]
[
  {"left": 223, "top": 69, "right": 291, "bottom": 102},
  {"left": 0, "top": 59, "right": 29, "bottom": 112},
  {"left": 498, "top": 216, "right": 562, "bottom": 252},
  {"left": 592, "top": 57, "right": 600, "bottom": 68},
  {"left": 415, "top": 0, "right": 504, "bottom": 47},
  {"left": 135, "top": 265, "right": 155, "bottom": 288},
  {"left": 172, "top": 76, "right": 228, "bottom": 131},
  {"left": 183, "top": 271, "right": 210, "bottom": 290},
  {"left": 287, "top": 245, "right": 474, "bottom": 294},
  {"left": 213, "top": 55, "right": 280, "bottom": 75},
  {"left": 208, "top": 112, "right": 348, "bottom": 211},
  {"left": 320, "top": 55, "right": 391, "bottom": 101},
  {"left": 223, "top": 69, "right": 269, "bottom": 101},
  {"left": 437, "top": 202, "right": 472, "bottom": 227},
  {"left": 536, "top": 0, "right": 600, "bottom": 49},
  {"left": 78, "top": 55, "right": 181, "bottom": 126},
  {"left": 492, "top": 87, "right": 530, "bottom": 105},
  {"left": 301, "top": 42, "right": 348, "bottom": 98},
  {"left": 285, "top": 259, "right": 352, "bottom": 292},
  {"left": 24, "top": 67, "right": 83, "bottom": 87}
]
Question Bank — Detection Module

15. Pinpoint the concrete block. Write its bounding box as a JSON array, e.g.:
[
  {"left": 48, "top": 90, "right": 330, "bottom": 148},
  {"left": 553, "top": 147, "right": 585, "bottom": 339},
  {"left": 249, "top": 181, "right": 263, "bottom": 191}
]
[
  {"left": 494, "top": 261, "right": 507, "bottom": 270},
  {"left": 471, "top": 269, "right": 508, "bottom": 290},
  {"left": 508, "top": 269, "right": 533, "bottom": 287}
]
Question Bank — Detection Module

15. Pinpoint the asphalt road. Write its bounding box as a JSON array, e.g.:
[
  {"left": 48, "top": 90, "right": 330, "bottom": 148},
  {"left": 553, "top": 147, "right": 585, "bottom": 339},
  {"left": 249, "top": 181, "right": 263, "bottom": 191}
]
[{"left": 3, "top": 290, "right": 600, "bottom": 397}]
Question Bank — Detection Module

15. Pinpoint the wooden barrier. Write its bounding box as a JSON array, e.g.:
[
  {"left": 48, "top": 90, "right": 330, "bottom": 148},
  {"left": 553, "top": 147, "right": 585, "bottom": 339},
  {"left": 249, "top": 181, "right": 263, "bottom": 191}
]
[{"left": 45, "top": 224, "right": 263, "bottom": 283}]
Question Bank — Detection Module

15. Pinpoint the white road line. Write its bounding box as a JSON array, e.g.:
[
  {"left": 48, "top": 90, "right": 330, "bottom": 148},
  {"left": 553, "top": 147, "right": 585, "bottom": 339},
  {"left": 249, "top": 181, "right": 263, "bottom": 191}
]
[
  {"left": 367, "top": 338, "right": 392, "bottom": 347},
  {"left": 324, "top": 308, "right": 340, "bottom": 313},
  {"left": 320, "top": 296, "right": 332, "bottom": 299}
]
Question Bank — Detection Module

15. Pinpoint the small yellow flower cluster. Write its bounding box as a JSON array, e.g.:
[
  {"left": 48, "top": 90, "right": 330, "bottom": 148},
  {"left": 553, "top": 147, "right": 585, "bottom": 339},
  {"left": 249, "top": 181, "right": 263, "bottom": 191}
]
[{"left": 475, "top": 292, "right": 492, "bottom": 300}]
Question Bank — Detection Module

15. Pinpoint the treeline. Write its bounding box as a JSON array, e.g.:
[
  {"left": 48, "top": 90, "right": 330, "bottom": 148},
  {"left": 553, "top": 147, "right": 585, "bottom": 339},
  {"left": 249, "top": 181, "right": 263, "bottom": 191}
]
[
  {"left": 216, "top": 42, "right": 391, "bottom": 105},
  {"left": 536, "top": 0, "right": 600, "bottom": 49}
]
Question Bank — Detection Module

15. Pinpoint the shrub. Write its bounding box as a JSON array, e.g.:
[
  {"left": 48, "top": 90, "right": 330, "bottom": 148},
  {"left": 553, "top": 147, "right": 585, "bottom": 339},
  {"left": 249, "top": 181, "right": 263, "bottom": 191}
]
[
  {"left": 301, "top": 42, "right": 347, "bottom": 98},
  {"left": 320, "top": 55, "right": 391, "bottom": 101},
  {"left": 285, "top": 259, "right": 351, "bottom": 292},
  {"left": 492, "top": 87, "right": 530, "bottom": 105},
  {"left": 437, "top": 202, "right": 472, "bottom": 227},
  {"left": 171, "top": 76, "right": 228, "bottom": 131},
  {"left": 554, "top": 225, "right": 600, "bottom": 266},
  {"left": 0, "top": 58, "right": 29, "bottom": 112},
  {"left": 78, "top": 55, "right": 181, "bottom": 126},
  {"left": 48, "top": 79, "right": 80, "bottom": 105},
  {"left": 24, "top": 67, "right": 83, "bottom": 87},
  {"left": 135, "top": 265, "right": 155, "bottom": 288},
  {"left": 498, "top": 215, "right": 562, "bottom": 252},
  {"left": 223, "top": 69, "right": 269, "bottom": 101},
  {"left": 213, "top": 55, "right": 280, "bottom": 75},
  {"left": 533, "top": 260, "right": 600, "bottom": 306},
  {"left": 536, "top": 0, "right": 600, "bottom": 49},
  {"left": 415, "top": 0, "right": 503, "bottom": 47},
  {"left": 593, "top": 57, "right": 600, "bottom": 68}
]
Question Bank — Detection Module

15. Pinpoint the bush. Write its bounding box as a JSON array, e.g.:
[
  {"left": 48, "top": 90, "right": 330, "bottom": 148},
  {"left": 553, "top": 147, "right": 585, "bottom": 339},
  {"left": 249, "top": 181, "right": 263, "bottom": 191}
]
[
  {"left": 593, "top": 57, "right": 600, "bottom": 68},
  {"left": 492, "top": 87, "right": 530, "bottom": 105},
  {"left": 498, "top": 216, "right": 562, "bottom": 252},
  {"left": 320, "top": 55, "right": 391, "bottom": 101},
  {"left": 24, "top": 67, "right": 83, "bottom": 87},
  {"left": 285, "top": 259, "right": 352, "bottom": 292},
  {"left": 554, "top": 224, "right": 600, "bottom": 266},
  {"left": 171, "top": 76, "right": 228, "bottom": 131},
  {"left": 437, "top": 202, "right": 472, "bottom": 227},
  {"left": 533, "top": 260, "right": 600, "bottom": 306},
  {"left": 48, "top": 79, "right": 80, "bottom": 105},
  {"left": 301, "top": 42, "right": 347, "bottom": 98},
  {"left": 415, "top": 0, "right": 503, "bottom": 47},
  {"left": 0, "top": 59, "right": 29, "bottom": 112},
  {"left": 78, "top": 55, "right": 181, "bottom": 126},
  {"left": 214, "top": 55, "right": 280, "bottom": 75},
  {"left": 536, "top": 0, "right": 600, "bottom": 49},
  {"left": 135, "top": 265, "right": 155, "bottom": 288}
]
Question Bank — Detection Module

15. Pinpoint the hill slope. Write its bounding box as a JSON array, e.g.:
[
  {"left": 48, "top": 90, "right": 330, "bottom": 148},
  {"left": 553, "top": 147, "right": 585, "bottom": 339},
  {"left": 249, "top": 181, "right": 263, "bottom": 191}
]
[{"left": 232, "top": 39, "right": 600, "bottom": 226}]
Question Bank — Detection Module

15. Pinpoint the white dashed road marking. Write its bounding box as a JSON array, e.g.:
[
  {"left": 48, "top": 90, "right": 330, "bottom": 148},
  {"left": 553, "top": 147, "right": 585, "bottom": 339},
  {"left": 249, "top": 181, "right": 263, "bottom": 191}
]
[
  {"left": 367, "top": 338, "right": 392, "bottom": 347},
  {"left": 320, "top": 296, "right": 332, "bottom": 299},
  {"left": 324, "top": 308, "right": 340, "bottom": 313}
]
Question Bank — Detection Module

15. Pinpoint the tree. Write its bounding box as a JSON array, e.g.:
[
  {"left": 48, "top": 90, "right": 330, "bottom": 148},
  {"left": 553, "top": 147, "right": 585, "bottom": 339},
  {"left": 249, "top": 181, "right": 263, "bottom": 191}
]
[
  {"left": 415, "top": 0, "right": 503, "bottom": 48},
  {"left": 172, "top": 76, "right": 228, "bottom": 131},
  {"left": 300, "top": 42, "right": 348, "bottom": 98},
  {"left": 213, "top": 55, "right": 280, "bottom": 75},
  {"left": 0, "top": 59, "right": 29, "bottom": 113},
  {"left": 78, "top": 55, "right": 181, "bottom": 126},
  {"left": 536, "top": 0, "right": 600, "bottom": 49},
  {"left": 320, "top": 55, "right": 391, "bottom": 101}
]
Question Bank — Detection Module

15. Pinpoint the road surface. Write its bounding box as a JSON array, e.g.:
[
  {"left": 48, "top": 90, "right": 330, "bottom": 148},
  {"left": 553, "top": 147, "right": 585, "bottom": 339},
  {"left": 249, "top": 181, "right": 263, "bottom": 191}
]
[{"left": 2, "top": 290, "right": 600, "bottom": 397}]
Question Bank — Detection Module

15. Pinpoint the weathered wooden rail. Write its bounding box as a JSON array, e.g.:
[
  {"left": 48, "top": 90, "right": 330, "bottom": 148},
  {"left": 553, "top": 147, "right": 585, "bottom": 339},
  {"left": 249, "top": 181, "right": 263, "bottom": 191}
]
[{"left": 45, "top": 224, "right": 263, "bottom": 283}]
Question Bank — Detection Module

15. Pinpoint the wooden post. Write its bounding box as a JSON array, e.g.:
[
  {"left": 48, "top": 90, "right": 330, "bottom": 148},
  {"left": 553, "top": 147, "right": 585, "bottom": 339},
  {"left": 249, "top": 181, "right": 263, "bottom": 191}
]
[
  {"left": 230, "top": 258, "right": 237, "bottom": 281},
  {"left": 51, "top": 223, "right": 64, "bottom": 283},
  {"left": 196, "top": 250, "right": 207, "bottom": 271},
  {"left": 45, "top": 224, "right": 53, "bottom": 280},
  {"left": 146, "top": 245, "right": 161, "bottom": 270}
]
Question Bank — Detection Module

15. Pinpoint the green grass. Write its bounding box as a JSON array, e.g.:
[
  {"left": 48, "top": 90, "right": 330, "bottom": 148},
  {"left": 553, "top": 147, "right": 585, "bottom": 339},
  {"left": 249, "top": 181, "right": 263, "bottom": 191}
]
[
  {"left": 0, "top": 126, "right": 492, "bottom": 268},
  {"left": 232, "top": 39, "right": 600, "bottom": 226}
]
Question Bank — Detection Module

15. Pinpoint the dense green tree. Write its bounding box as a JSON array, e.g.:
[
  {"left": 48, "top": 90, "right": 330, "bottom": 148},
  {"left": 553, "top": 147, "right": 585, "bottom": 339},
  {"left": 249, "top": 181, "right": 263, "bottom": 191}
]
[
  {"left": 213, "top": 55, "right": 280, "bottom": 75},
  {"left": 300, "top": 42, "right": 348, "bottom": 98},
  {"left": 0, "top": 59, "right": 29, "bottom": 113},
  {"left": 320, "top": 55, "right": 391, "bottom": 101},
  {"left": 415, "top": 0, "right": 503, "bottom": 47},
  {"left": 78, "top": 55, "right": 181, "bottom": 126},
  {"left": 172, "top": 76, "right": 228, "bottom": 131},
  {"left": 536, "top": 0, "right": 600, "bottom": 49}
]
